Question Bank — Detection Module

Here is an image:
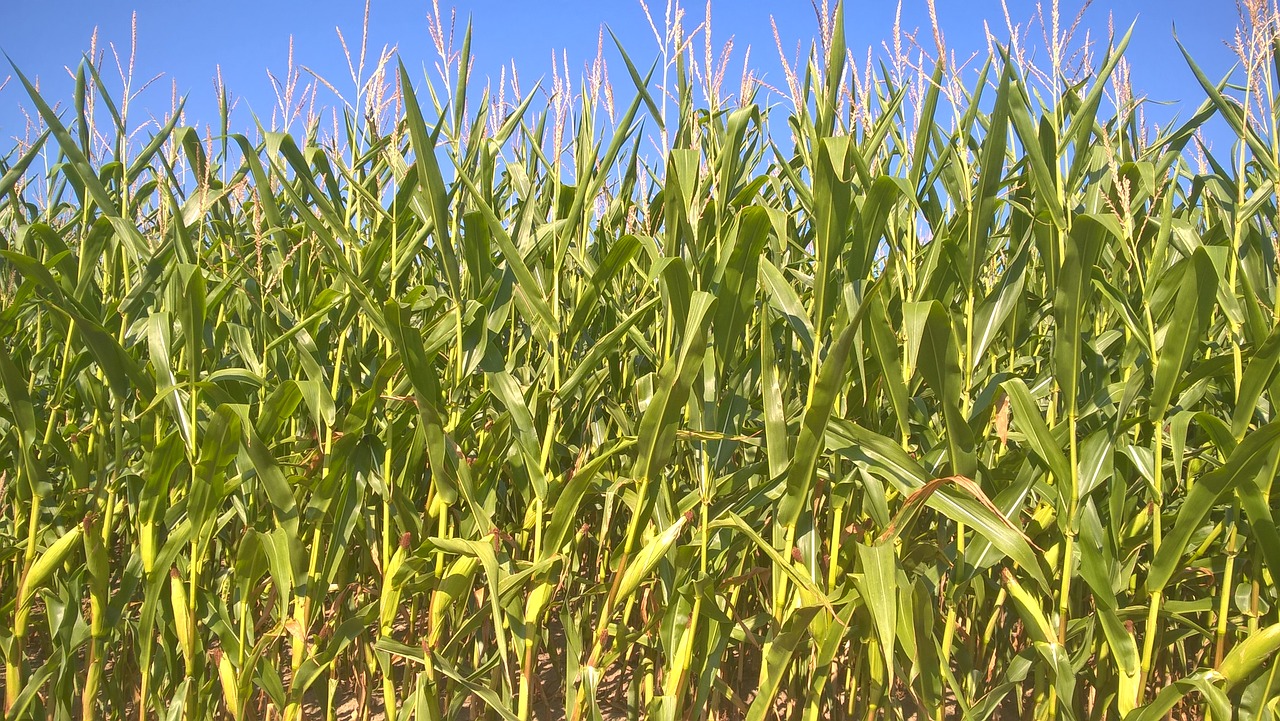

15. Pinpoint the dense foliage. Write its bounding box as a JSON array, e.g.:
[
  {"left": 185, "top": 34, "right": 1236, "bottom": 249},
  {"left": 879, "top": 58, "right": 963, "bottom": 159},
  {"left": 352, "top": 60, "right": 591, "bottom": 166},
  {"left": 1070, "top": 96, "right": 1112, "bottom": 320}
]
[{"left": 4, "top": 2, "right": 1280, "bottom": 719}]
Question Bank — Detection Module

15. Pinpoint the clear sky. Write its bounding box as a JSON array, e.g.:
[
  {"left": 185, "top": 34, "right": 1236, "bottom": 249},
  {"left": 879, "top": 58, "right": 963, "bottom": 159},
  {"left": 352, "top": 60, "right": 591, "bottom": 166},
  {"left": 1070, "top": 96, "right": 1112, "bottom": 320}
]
[{"left": 0, "top": 1, "right": 1249, "bottom": 155}]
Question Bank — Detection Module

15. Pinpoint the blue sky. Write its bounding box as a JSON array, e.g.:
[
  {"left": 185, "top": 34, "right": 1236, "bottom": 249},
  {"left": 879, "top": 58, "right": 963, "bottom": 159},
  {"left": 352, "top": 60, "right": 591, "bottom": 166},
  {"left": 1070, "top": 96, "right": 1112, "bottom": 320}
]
[{"left": 0, "top": 1, "right": 1249, "bottom": 154}]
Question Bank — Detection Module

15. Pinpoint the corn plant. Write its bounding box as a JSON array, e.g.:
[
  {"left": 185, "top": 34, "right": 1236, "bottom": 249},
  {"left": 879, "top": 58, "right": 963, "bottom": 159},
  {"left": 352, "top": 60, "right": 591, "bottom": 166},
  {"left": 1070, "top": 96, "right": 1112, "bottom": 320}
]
[{"left": 3, "top": 1, "right": 1280, "bottom": 719}]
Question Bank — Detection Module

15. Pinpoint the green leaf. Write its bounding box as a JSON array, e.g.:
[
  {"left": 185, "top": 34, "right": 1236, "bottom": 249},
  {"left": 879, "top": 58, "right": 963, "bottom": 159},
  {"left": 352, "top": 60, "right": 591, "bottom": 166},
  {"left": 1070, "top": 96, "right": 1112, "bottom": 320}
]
[
  {"left": 745, "top": 606, "right": 823, "bottom": 721},
  {"left": 628, "top": 291, "right": 715, "bottom": 549},
  {"left": 1151, "top": 248, "right": 1219, "bottom": 420},
  {"left": 566, "top": 234, "right": 642, "bottom": 344},
  {"left": 188, "top": 406, "right": 243, "bottom": 538},
  {"left": 779, "top": 280, "right": 883, "bottom": 529},
  {"left": 917, "top": 301, "right": 975, "bottom": 478},
  {"left": 398, "top": 61, "right": 463, "bottom": 300},
  {"left": 827, "top": 420, "right": 1051, "bottom": 589},
  {"left": 615, "top": 514, "right": 688, "bottom": 604},
  {"left": 855, "top": 542, "right": 897, "bottom": 687},
  {"left": 865, "top": 291, "right": 910, "bottom": 440},
  {"left": 1232, "top": 321, "right": 1280, "bottom": 439},
  {"left": 712, "top": 207, "right": 770, "bottom": 371},
  {"left": 1055, "top": 215, "right": 1107, "bottom": 416},
  {"left": 384, "top": 301, "right": 457, "bottom": 505},
  {"left": 1148, "top": 420, "right": 1280, "bottom": 593},
  {"left": 1003, "top": 379, "right": 1071, "bottom": 499}
]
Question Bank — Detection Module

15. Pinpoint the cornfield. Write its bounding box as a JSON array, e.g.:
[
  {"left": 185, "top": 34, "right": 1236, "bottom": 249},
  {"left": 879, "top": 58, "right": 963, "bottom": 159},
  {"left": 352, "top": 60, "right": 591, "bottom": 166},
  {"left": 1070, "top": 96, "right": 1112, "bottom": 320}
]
[{"left": 4, "top": 0, "right": 1280, "bottom": 718}]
